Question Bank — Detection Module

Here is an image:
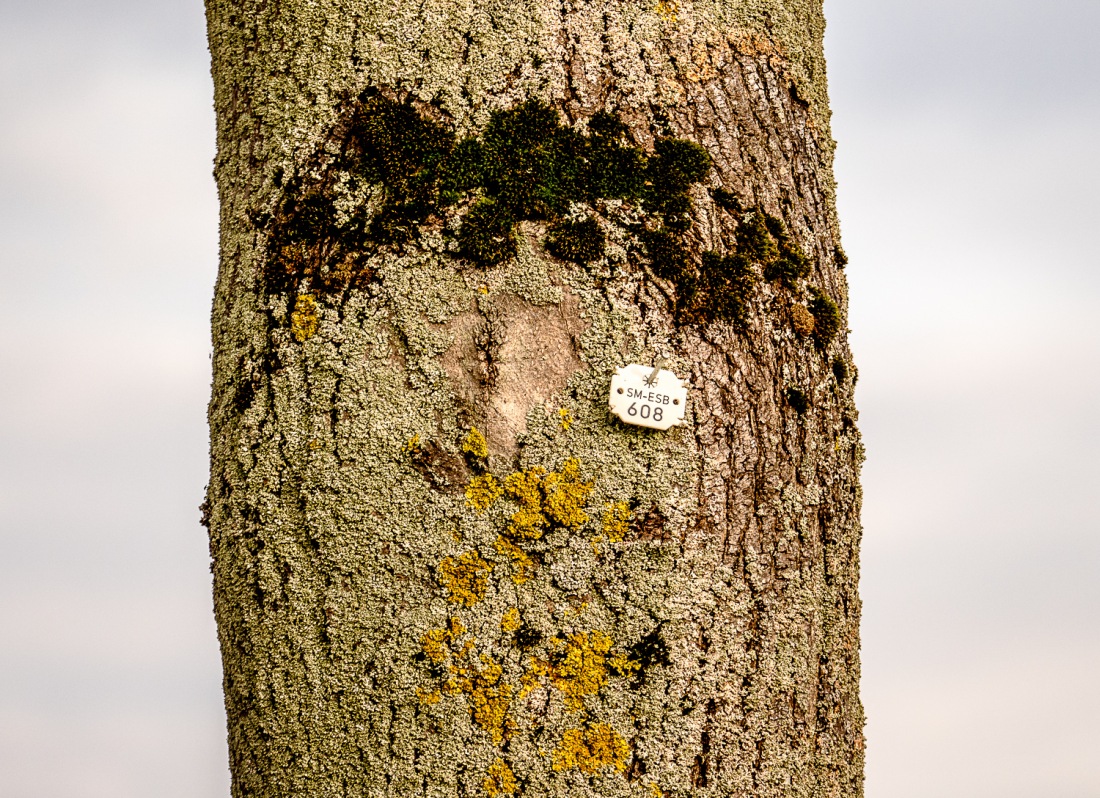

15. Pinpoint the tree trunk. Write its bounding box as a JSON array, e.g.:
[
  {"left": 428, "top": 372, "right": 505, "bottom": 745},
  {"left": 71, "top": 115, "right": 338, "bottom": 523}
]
[{"left": 204, "top": 1, "right": 864, "bottom": 796}]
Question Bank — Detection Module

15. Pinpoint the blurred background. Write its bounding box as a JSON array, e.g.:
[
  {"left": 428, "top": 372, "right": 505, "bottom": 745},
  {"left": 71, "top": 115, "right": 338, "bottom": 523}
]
[{"left": 0, "top": 0, "right": 1097, "bottom": 795}]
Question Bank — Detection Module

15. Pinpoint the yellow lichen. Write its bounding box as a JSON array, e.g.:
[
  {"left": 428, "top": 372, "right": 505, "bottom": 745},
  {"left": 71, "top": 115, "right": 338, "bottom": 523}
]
[
  {"left": 494, "top": 536, "right": 535, "bottom": 584},
  {"left": 608, "top": 653, "right": 641, "bottom": 679},
  {"left": 466, "top": 474, "right": 503, "bottom": 512},
  {"left": 403, "top": 434, "right": 422, "bottom": 456},
  {"left": 421, "top": 617, "right": 468, "bottom": 663},
  {"left": 439, "top": 551, "right": 493, "bottom": 607},
  {"left": 552, "top": 724, "right": 631, "bottom": 774},
  {"left": 558, "top": 407, "right": 574, "bottom": 431},
  {"left": 416, "top": 687, "right": 441, "bottom": 706},
  {"left": 462, "top": 428, "right": 489, "bottom": 460},
  {"left": 601, "top": 501, "right": 631, "bottom": 543},
  {"left": 655, "top": 0, "right": 679, "bottom": 24},
  {"left": 542, "top": 459, "right": 592, "bottom": 530},
  {"left": 482, "top": 758, "right": 517, "bottom": 796},
  {"left": 548, "top": 631, "right": 613, "bottom": 711},
  {"left": 290, "top": 293, "right": 318, "bottom": 342},
  {"left": 421, "top": 628, "right": 450, "bottom": 664},
  {"left": 501, "top": 608, "right": 522, "bottom": 633},
  {"left": 446, "top": 657, "right": 514, "bottom": 745},
  {"left": 502, "top": 458, "right": 592, "bottom": 540}
]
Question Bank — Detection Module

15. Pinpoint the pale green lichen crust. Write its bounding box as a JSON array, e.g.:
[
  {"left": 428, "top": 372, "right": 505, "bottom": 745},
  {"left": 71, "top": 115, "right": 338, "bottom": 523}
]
[{"left": 205, "top": 0, "right": 863, "bottom": 796}]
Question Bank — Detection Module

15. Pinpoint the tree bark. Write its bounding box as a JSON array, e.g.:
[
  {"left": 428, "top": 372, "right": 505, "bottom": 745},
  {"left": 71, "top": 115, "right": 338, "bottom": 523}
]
[{"left": 204, "top": 1, "right": 864, "bottom": 796}]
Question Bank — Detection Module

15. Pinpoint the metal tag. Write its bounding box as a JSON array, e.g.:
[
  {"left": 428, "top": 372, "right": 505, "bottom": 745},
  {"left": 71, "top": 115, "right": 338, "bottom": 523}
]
[{"left": 608, "top": 364, "right": 687, "bottom": 430}]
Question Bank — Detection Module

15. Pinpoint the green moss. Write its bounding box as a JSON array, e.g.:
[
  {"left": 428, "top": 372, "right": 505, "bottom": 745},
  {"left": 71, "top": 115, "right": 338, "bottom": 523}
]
[
  {"left": 642, "top": 228, "right": 692, "bottom": 282},
  {"left": 584, "top": 111, "right": 647, "bottom": 200},
  {"left": 546, "top": 216, "right": 606, "bottom": 264},
  {"left": 784, "top": 386, "right": 809, "bottom": 415},
  {"left": 808, "top": 287, "right": 842, "bottom": 347},
  {"left": 831, "top": 356, "right": 849, "bottom": 383},
  {"left": 834, "top": 245, "right": 849, "bottom": 268},
  {"left": 265, "top": 95, "right": 714, "bottom": 288},
  {"left": 689, "top": 251, "right": 757, "bottom": 324},
  {"left": 711, "top": 188, "right": 742, "bottom": 213},
  {"left": 458, "top": 198, "right": 517, "bottom": 266}
]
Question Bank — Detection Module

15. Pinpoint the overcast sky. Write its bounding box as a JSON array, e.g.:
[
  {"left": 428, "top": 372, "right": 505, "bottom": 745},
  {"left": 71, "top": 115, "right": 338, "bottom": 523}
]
[{"left": 0, "top": 1, "right": 1097, "bottom": 796}]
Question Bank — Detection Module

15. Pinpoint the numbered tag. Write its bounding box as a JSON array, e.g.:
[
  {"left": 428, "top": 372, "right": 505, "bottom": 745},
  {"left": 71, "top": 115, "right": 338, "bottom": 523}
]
[{"left": 608, "top": 364, "right": 688, "bottom": 430}]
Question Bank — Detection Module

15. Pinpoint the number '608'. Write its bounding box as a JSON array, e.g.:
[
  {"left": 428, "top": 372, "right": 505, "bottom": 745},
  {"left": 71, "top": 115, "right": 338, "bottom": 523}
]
[{"left": 626, "top": 402, "right": 663, "bottom": 422}]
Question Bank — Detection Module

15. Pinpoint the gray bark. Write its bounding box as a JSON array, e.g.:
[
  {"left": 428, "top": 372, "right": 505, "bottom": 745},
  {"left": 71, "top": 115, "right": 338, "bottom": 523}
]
[{"left": 204, "top": 1, "right": 864, "bottom": 796}]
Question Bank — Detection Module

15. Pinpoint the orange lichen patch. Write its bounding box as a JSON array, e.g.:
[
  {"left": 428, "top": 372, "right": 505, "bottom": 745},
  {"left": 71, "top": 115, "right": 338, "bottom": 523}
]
[
  {"left": 541, "top": 458, "right": 592, "bottom": 530},
  {"left": 552, "top": 723, "right": 630, "bottom": 774},
  {"left": 291, "top": 294, "right": 319, "bottom": 342},
  {"left": 466, "top": 474, "right": 503, "bottom": 512},
  {"left": 501, "top": 608, "right": 522, "bottom": 633},
  {"left": 416, "top": 687, "right": 441, "bottom": 706},
  {"left": 421, "top": 617, "right": 468, "bottom": 663},
  {"left": 608, "top": 653, "right": 640, "bottom": 679},
  {"left": 503, "top": 467, "right": 547, "bottom": 539},
  {"left": 494, "top": 536, "right": 535, "bottom": 584},
  {"left": 548, "top": 631, "right": 613, "bottom": 711},
  {"left": 462, "top": 427, "right": 489, "bottom": 460},
  {"left": 601, "top": 502, "right": 631, "bottom": 543},
  {"left": 439, "top": 551, "right": 493, "bottom": 606},
  {"left": 501, "top": 458, "right": 594, "bottom": 539},
  {"left": 482, "top": 758, "right": 517, "bottom": 796},
  {"left": 446, "top": 656, "right": 514, "bottom": 745},
  {"left": 790, "top": 303, "right": 815, "bottom": 337}
]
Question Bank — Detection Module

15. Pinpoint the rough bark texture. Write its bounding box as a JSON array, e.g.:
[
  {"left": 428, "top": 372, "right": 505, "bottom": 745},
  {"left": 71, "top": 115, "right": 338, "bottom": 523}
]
[{"left": 204, "top": 1, "right": 864, "bottom": 796}]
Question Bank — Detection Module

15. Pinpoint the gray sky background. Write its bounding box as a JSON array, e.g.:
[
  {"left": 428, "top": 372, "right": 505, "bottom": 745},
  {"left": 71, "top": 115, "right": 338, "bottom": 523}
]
[{"left": 0, "top": 0, "right": 1097, "bottom": 796}]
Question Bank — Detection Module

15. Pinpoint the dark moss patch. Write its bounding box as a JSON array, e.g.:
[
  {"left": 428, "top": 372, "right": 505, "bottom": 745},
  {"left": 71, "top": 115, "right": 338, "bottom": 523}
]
[
  {"left": 264, "top": 94, "right": 715, "bottom": 293},
  {"left": 834, "top": 245, "right": 849, "bottom": 268},
  {"left": 831, "top": 356, "right": 849, "bottom": 383},
  {"left": 808, "top": 287, "right": 842, "bottom": 348},
  {"left": 784, "top": 387, "right": 809, "bottom": 415},
  {"left": 545, "top": 216, "right": 605, "bottom": 264},
  {"left": 711, "top": 187, "right": 742, "bottom": 213},
  {"left": 683, "top": 251, "right": 756, "bottom": 325},
  {"left": 642, "top": 228, "right": 692, "bottom": 282},
  {"left": 458, "top": 198, "right": 516, "bottom": 266}
]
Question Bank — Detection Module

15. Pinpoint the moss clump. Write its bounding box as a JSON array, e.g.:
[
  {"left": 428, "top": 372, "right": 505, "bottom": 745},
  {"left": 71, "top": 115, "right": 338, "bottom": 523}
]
[
  {"left": 831, "top": 356, "right": 849, "bottom": 383},
  {"left": 790, "top": 303, "right": 815, "bottom": 337},
  {"left": 349, "top": 94, "right": 454, "bottom": 243},
  {"left": 834, "top": 245, "right": 849, "bottom": 268},
  {"left": 711, "top": 187, "right": 742, "bottom": 213},
  {"left": 552, "top": 724, "right": 630, "bottom": 774},
  {"left": 642, "top": 227, "right": 692, "bottom": 282},
  {"left": 808, "top": 287, "right": 842, "bottom": 347},
  {"left": 784, "top": 387, "right": 809, "bottom": 415},
  {"left": 265, "top": 94, "right": 714, "bottom": 291},
  {"left": 685, "top": 251, "right": 757, "bottom": 325},
  {"left": 459, "top": 198, "right": 517, "bottom": 265},
  {"left": 584, "top": 111, "right": 647, "bottom": 199},
  {"left": 545, "top": 216, "right": 605, "bottom": 264}
]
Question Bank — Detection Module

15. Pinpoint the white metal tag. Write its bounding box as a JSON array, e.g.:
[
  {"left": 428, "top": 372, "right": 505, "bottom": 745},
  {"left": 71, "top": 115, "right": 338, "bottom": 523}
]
[{"left": 608, "top": 364, "right": 687, "bottom": 430}]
